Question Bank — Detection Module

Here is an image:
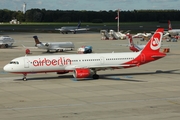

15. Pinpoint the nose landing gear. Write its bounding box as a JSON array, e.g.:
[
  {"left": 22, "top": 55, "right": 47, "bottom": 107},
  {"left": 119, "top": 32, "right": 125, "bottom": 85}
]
[{"left": 22, "top": 73, "right": 27, "bottom": 81}]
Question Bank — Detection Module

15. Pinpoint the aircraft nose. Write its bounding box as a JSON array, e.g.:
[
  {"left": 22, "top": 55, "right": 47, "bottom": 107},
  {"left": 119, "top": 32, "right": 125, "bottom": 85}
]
[{"left": 3, "top": 64, "right": 12, "bottom": 72}]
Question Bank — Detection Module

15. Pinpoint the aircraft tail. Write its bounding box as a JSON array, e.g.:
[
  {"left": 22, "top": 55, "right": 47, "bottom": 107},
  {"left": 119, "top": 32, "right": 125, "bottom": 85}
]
[
  {"left": 127, "top": 34, "right": 141, "bottom": 52},
  {"left": 141, "top": 28, "right": 164, "bottom": 54},
  {"left": 33, "top": 36, "right": 41, "bottom": 46},
  {"left": 168, "top": 20, "right": 172, "bottom": 30},
  {"left": 127, "top": 34, "right": 134, "bottom": 47},
  {"left": 77, "top": 21, "right": 81, "bottom": 28}
]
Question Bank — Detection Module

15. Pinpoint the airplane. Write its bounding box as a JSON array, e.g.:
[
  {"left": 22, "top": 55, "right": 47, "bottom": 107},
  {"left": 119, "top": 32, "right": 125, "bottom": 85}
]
[
  {"left": 33, "top": 36, "right": 75, "bottom": 52},
  {"left": 3, "top": 28, "right": 166, "bottom": 81},
  {"left": 55, "top": 21, "right": 89, "bottom": 34},
  {"left": 127, "top": 34, "right": 145, "bottom": 52},
  {"left": 166, "top": 20, "right": 180, "bottom": 37},
  {"left": 0, "top": 36, "right": 15, "bottom": 48}
]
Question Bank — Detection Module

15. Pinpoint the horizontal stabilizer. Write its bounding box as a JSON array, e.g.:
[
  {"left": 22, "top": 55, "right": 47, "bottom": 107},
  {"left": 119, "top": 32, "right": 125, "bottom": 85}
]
[{"left": 151, "top": 55, "right": 166, "bottom": 58}]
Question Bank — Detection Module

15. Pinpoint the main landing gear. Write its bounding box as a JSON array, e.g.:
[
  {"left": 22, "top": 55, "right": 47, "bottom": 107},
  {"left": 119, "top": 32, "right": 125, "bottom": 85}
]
[
  {"left": 92, "top": 74, "right": 99, "bottom": 79},
  {"left": 91, "top": 70, "right": 99, "bottom": 79}
]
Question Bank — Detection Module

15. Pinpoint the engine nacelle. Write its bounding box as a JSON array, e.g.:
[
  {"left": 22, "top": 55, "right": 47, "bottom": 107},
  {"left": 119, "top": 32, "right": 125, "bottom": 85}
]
[
  {"left": 57, "top": 70, "right": 69, "bottom": 74},
  {"left": 73, "top": 68, "right": 91, "bottom": 78}
]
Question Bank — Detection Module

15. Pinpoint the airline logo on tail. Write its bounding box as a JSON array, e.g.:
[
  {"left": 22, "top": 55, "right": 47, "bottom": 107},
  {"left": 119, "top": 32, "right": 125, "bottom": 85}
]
[
  {"left": 141, "top": 28, "right": 164, "bottom": 53},
  {"left": 33, "top": 36, "right": 41, "bottom": 46},
  {"left": 150, "top": 32, "right": 162, "bottom": 50}
]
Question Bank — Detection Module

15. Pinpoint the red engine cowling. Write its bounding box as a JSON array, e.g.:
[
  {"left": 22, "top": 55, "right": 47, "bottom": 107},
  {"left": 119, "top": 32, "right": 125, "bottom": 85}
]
[
  {"left": 73, "top": 68, "right": 91, "bottom": 78},
  {"left": 57, "top": 70, "right": 69, "bottom": 74}
]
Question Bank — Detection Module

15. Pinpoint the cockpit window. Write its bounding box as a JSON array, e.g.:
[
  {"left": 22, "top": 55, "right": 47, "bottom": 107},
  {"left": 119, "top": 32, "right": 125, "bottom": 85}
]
[{"left": 10, "top": 61, "right": 19, "bottom": 64}]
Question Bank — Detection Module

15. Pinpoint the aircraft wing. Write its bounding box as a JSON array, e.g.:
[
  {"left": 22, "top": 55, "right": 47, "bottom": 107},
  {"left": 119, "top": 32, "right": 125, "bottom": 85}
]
[
  {"left": 74, "top": 28, "right": 90, "bottom": 31},
  {"left": 124, "top": 30, "right": 131, "bottom": 34},
  {"left": 21, "top": 44, "right": 38, "bottom": 49}
]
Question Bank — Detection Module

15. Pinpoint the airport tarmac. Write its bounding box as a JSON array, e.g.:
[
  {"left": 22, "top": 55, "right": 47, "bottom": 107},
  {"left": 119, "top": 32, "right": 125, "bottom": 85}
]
[{"left": 0, "top": 32, "right": 180, "bottom": 120}]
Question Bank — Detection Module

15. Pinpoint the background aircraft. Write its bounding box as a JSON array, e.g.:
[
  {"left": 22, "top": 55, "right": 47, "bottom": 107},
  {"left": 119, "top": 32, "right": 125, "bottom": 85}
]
[
  {"left": 167, "top": 20, "right": 180, "bottom": 36},
  {"left": 127, "top": 34, "right": 145, "bottom": 52},
  {"left": 33, "top": 36, "right": 75, "bottom": 52},
  {"left": 3, "top": 28, "right": 166, "bottom": 81},
  {"left": 0, "top": 36, "right": 15, "bottom": 48},
  {"left": 55, "top": 21, "right": 89, "bottom": 34}
]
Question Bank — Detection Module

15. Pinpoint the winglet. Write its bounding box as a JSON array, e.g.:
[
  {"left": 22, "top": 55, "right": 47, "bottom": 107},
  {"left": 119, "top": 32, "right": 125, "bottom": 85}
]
[{"left": 33, "top": 36, "right": 41, "bottom": 46}]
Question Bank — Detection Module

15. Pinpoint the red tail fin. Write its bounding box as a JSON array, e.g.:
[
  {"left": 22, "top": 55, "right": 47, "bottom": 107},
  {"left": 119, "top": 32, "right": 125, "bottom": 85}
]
[
  {"left": 33, "top": 36, "right": 41, "bottom": 46},
  {"left": 127, "top": 34, "right": 134, "bottom": 47},
  {"left": 168, "top": 20, "right": 172, "bottom": 30},
  {"left": 141, "top": 28, "right": 164, "bottom": 53},
  {"left": 127, "top": 34, "right": 141, "bottom": 52}
]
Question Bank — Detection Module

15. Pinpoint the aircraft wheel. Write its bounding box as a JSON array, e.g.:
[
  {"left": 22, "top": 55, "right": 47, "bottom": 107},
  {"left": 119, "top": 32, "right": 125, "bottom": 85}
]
[
  {"left": 88, "top": 49, "right": 92, "bottom": 53},
  {"left": 5, "top": 44, "right": 9, "bottom": 48},
  {"left": 22, "top": 74, "right": 27, "bottom": 81},
  {"left": 60, "top": 49, "right": 64, "bottom": 52},
  {"left": 23, "top": 77, "right": 27, "bottom": 81},
  {"left": 92, "top": 74, "right": 99, "bottom": 79}
]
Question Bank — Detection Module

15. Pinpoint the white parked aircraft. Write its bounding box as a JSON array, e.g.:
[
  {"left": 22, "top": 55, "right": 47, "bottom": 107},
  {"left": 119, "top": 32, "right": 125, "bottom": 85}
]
[
  {"left": 166, "top": 20, "right": 180, "bottom": 36},
  {"left": 4, "top": 28, "right": 166, "bottom": 81},
  {"left": 55, "top": 21, "right": 89, "bottom": 34},
  {"left": 33, "top": 36, "right": 75, "bottom": 52},
  {"left": 0, "top": 36, "right": 15, "bottom": 48}
]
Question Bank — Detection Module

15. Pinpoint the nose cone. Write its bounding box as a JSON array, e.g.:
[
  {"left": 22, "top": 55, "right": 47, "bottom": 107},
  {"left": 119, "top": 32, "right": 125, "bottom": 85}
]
[{"left": 3, "top": 64, "right": 11, "bottom": 72}]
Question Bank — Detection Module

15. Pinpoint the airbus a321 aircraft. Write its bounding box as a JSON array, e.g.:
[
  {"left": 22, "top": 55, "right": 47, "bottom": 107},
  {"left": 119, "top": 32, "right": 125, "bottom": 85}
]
[
  {"left": 4, "top": 28, "right": 166, "bottom": 81},
  {"left": 167, "top": 20, "right": 180, "bottom": 36},
  {"left": 55, "top": 21, "right": 89, "bottom": 34},
  {"left": 33, "top": 36, "right": 75, "bottom": 52}
]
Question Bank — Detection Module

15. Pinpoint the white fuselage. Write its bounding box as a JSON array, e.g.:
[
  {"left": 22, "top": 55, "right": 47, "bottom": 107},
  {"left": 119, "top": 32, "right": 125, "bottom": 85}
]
[
  {"left": 37, "top": 42, "right": 75, "bottom": 50},
  {"left": 168, "top": 29, "right": 180, "bottom": 36},
  {"left": 4, "top": 52, "right": 141, "bottom": 73},
  {"left": 0, "top": 36, "right": 15, "bottom": 46}
]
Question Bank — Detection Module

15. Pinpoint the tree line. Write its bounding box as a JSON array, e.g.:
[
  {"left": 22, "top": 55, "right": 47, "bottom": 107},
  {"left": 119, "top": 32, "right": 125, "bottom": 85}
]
[{"left": 0, "top": 9, "right": 180, "bottom": 23}]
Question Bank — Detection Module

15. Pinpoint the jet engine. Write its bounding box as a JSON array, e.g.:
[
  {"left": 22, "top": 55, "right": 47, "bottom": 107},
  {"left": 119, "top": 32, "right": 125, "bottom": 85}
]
[{"left": 73, "top": 68, "right": 91, "bottom": 78}]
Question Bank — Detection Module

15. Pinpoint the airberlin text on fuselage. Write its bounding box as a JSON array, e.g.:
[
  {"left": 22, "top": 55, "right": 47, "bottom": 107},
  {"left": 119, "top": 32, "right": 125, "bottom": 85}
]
[{"left": 33, "top": 57, "right": 71, "bottom": 67}]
